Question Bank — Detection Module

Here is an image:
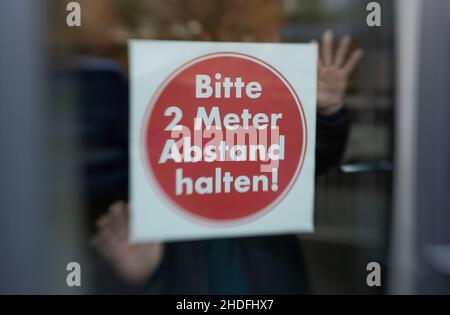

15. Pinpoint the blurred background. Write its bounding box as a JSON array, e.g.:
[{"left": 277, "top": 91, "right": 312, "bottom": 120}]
[{"left": 0, "top": 0, "right": 449, "bottom": 294}]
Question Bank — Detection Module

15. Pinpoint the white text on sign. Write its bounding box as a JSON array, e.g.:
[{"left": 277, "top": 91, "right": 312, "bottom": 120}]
[
  {"left": 195, "top": 74, "right": 262, "bottom": 99},
  {"left": 157, "top": 73, "right": 284, "bottom": 196}
]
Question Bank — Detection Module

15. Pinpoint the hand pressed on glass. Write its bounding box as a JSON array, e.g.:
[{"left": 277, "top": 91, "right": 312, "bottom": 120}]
[
  {"left": 91, "top": 201, "right": 164, "bottom": 285},
  {"left": 315, "top": 30, "right": 364, "bottom": 116}
]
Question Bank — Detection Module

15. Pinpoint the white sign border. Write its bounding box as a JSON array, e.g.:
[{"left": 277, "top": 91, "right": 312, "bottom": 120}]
[{"left": 129, "top": 40, "right": 317, "bottom": 242}]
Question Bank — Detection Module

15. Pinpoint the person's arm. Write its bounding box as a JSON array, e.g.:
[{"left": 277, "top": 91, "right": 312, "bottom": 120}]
[
  {"left": 315, "top": 108, "right": 349, "bottom": 175},
  {"left": 314, "top": 30, "right": 363, "bottom": 174}
]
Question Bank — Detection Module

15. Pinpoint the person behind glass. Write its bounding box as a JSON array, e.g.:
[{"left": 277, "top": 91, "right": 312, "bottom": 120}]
[{"left": 92, "top": 31, "right": 363, "bottom": 294}]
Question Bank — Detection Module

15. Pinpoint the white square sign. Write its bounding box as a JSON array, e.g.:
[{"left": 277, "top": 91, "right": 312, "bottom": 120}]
[{"left": 129, "top": 40, "right": 317, "bottom": 242}]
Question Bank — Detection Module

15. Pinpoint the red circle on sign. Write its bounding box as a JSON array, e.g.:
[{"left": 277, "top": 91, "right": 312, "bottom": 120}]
[{"left": 142, "top": 52, "right": 307, "bottom": 223}]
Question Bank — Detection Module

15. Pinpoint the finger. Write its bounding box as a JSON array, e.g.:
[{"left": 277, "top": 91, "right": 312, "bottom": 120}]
[
  {"left": 92, "top": 201, "right": 130, "bottom": 258},
  {"left": 95, "top": 201, "right": 123, "bottom": 229},
  {"left": 321, "top": 30, "right": 334, "bottom": 66},
  {"left": 96, "top": 213, "right": 111, "bottom": 229},
  {"left": 111, "top": 213, "right": 129, "bottom": 241},
  {"left": 95, "top": 216, "right": 123, "bottom": 247},
  {"left": 95, "top": 224, "right": 128, "bottom": 260},
  {"left": 91, "top": 232, "right": 117, "bottom": 260},
  {"left": 334, "top": 35, "right": 352, "bottom": 68},
  {"left": 109, "top": 201, "right": 126, "bottom": 224},
  {"left": 109, "top": 202, "right": 129, "bottom": 240},
  {"left": 343, "top": 48, "right": 364, "bottom": 75},
  {"left": 93, "top": 225, "right": 118, "bottom": 247},
  {"left": 96, "top": 201, "right": 125, "bottom": 230},
  {"left": 109, "top": 200, "right": 126, "bottom": 215},
  {"left": 99, "top": 215, "right": 129, "bottom": 250}
]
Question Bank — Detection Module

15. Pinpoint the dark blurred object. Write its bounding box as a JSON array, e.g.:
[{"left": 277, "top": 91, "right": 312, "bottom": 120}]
[{"left": 69, "top": 56, "right": 129, "bottom": 231}]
